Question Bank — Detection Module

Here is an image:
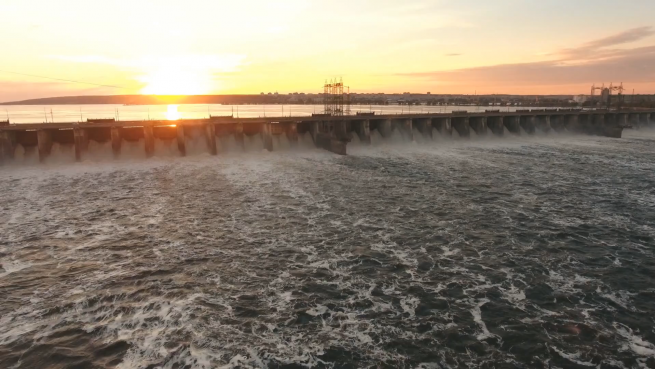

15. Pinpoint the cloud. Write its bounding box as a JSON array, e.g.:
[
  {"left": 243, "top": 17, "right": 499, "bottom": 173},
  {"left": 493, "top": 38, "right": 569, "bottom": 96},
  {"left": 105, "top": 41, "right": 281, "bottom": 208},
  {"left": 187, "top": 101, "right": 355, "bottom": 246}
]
[
  {"left": 401, "top": 27, "right": 655, "bottom": 89},
  {"left": 582, "top": 26, "right": 654, "bottom": 49},
  {"left": 51, "top": 54, "right": 247, "bottom": 73},
  {"left": 559, "top": 26, "right": 654, "bottom": 60},
  {"left": 444, "top": 53, "right": 461, "bottom": 57}
]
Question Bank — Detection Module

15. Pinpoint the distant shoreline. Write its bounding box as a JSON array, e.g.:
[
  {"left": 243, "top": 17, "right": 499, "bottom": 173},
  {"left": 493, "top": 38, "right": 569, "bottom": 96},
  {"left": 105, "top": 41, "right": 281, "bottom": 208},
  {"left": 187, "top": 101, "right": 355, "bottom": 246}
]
[
  {"left": 2, "top": 94, "right": 654, "bottom": 109},
  {"left": 0, "top": 93, "right": 579, "bottom": 106}
]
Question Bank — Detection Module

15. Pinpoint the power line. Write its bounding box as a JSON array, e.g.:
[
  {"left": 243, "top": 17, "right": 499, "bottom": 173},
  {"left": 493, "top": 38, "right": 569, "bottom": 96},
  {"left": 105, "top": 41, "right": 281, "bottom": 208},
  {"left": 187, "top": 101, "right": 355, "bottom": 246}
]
[{"left": 0, "top": 69, "right": 127, "bottom": 89}]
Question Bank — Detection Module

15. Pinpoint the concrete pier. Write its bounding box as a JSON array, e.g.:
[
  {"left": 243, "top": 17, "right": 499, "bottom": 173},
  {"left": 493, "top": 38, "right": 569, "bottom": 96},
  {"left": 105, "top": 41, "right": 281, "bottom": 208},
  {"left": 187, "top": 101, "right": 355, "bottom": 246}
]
[
  {"left": 205, "top": 122, "right": 218, "bottom": 155},
  {"left": 434, "top": 118, "right": 452, "bottom": 136},
  {"left": 1, "top": 108, "right": 653, "bottom": 165},
  {"left": 503, "top": 116, "right": 521, "bottom": 135},
  {"left": 640, "top": 113, "right": 649, "bottom": 128},
  {"left": 176, "top": 125, "right": 186, "bottom": 156},
  {"left": 37, "top": 129, "right": 53, "bottom": 163},
  {"left": 111, "top": 127, "right": 121, "bottom": 158},
  {"left": 235, "top": 123, "right": 245, "bottom": 150},
  {"left": 286, "top": 122, "right": 299, "bottom": 146},
  {"left": 353, "top": 119, "right": 371, "bottom": 144},
  {"left": 262, "top": 123, "right": 273, "bottom": 152},
  {"left": 414, "top": 118, "right": 432, "bottom": 138},
  {"left": 593, "top": 114, "right": 606, "bottom": 136},
  {"left": 143, "top": 125, "right": 155, "bottom": 158},
  {"left": 394, "top": 118, "right": 414, "bottom": 141},
  {"left": 74, "top": 127, "right": 89, "bottom": 161},
  {"left": 469, "top": 117, "right": 487, "bottom": 136},
  {"left": 536, "top": 115, "right": 553, "bottom": 133},
  {"left": 487, "top": 116, "right": 504, "bottom": 136},
  {"left": 452, "top": 117, "right": 470, "bottom": 137},
  {"left": 377, "top": 119, "right": 392, "bottom": 138},
  {"left": 1, "top": 131, "right": 16, "bottom": 162},
  {"left": 519, "top": 116, "right": 536, "bottom": 135}
]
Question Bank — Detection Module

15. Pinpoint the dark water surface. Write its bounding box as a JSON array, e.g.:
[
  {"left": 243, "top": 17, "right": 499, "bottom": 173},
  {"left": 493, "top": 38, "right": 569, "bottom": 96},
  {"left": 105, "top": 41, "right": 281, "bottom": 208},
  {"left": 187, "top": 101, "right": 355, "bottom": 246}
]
[{"left": 1, "top": 130, "right": 654, "bottom": 368}]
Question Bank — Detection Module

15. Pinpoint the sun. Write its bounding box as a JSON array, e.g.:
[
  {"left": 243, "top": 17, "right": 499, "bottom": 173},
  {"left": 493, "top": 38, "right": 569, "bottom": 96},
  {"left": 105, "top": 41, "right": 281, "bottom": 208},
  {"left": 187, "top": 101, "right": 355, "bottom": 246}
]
[
  {"left": 139, "top": 68, "right": 212, "bottom": 95},
  {"left": 166, "top": 105, "right": 181, "bottom": 121}
]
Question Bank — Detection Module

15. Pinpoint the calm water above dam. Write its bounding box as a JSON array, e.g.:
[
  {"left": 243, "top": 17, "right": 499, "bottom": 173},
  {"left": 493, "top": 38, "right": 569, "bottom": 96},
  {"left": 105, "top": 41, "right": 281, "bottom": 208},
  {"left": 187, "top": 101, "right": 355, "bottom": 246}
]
[
  {"left": 1, "top": 130, "right": 654, "bottom": 368},
  {"left": 3, "top": 104, "right": 572, "bottom": 124}
]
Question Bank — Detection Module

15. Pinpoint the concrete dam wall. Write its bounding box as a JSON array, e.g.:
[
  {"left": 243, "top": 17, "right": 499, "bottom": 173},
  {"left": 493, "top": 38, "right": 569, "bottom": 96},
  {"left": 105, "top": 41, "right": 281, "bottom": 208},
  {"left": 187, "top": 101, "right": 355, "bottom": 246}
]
[{"left": 1, "top": 110, "right": 654, "bottom": 165}]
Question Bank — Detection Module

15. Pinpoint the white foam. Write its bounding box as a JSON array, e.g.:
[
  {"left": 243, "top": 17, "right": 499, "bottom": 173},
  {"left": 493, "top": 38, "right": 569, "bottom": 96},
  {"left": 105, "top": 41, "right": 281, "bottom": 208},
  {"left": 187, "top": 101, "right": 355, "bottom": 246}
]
[
  {"left": 0, "top": 260, "right": 32, "bottom": 278},
  {"left": 614, "top": 324, "right": 655, "bottom": 358},
  {"left": 550, "top": 345, "right": 596, "bottom": 367}
]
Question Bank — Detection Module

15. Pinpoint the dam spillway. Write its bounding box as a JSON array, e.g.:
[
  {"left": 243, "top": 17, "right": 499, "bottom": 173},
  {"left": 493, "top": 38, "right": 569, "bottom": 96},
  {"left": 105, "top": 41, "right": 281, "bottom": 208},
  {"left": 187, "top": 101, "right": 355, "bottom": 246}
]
[{"left": 1, "top": 109, "right": 654, "bottom": 164}]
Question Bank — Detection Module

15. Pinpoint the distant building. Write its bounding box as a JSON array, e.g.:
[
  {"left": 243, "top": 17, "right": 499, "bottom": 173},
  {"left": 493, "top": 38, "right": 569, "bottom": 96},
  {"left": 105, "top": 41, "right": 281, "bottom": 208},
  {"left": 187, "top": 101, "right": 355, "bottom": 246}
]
[{"left": 573, "top": 94, "right": 588, "bottom": 103}]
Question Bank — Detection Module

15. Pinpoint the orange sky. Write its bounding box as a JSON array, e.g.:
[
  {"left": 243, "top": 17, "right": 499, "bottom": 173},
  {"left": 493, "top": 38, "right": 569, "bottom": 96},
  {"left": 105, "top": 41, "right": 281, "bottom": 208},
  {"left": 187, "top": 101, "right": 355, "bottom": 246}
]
[{"left": 1, "top": 0, "right": 654, "bottom": 101}]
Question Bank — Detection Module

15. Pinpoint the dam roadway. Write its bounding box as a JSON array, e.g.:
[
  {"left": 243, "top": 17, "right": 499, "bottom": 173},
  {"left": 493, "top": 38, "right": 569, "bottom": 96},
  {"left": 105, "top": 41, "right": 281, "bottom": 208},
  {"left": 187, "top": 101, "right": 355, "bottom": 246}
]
[{"left": 1, "top": 109, "right": 654, "bottom": 164}]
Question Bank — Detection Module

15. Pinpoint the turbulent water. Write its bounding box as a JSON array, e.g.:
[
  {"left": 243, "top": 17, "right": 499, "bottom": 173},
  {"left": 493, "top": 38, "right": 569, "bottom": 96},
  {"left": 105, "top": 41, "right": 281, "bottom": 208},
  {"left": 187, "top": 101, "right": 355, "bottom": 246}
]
[{"left": 1, "top": 129, "right": 655, "bottom": 369}]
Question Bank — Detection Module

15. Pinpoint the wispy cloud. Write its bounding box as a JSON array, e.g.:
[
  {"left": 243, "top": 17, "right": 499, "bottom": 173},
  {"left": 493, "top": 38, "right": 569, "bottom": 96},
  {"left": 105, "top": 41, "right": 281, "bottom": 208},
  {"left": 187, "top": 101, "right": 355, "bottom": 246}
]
[
  {"left": 558, "top": 26, "right": 654, "bottom": 60},
  {"left": 444, "top": 53, "right": 461, "bottom": 57},
  {"left": 51, "top": 54, "right": 247, "bottom": 72},
  {"left": 400, "top": 27, "right": 655, "bottom": 88}
]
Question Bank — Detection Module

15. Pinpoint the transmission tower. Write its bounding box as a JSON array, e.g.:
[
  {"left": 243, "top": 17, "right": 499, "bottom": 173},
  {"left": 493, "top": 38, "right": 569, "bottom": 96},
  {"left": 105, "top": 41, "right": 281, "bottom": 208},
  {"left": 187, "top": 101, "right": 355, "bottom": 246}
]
[{"left": 323, "top": 78, "right": 351, "bottom": 116}]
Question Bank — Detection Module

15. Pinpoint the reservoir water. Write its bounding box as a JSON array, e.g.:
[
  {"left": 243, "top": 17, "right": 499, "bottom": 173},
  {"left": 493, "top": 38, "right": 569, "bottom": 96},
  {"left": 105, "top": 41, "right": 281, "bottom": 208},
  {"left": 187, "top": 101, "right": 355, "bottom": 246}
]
[
  {"left": 0, "top": 129, "right": 654, "bottom": 368},
  {"left": 2, "top": 104, "right": 576, "bottom": 124}
]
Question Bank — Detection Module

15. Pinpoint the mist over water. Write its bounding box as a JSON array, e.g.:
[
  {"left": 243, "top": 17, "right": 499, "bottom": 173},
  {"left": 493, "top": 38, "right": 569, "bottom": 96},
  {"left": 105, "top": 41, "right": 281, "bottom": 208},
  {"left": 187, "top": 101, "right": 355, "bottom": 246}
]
[{"left": 1, "top": 130, "right": 655, "bottom": 368}]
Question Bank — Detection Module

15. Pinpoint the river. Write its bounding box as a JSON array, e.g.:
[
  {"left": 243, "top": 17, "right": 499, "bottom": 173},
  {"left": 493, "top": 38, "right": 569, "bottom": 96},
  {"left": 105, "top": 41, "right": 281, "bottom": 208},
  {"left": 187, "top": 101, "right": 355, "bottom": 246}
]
[{"left": 1, "top": 129, "right": 654, "bottom": 368}]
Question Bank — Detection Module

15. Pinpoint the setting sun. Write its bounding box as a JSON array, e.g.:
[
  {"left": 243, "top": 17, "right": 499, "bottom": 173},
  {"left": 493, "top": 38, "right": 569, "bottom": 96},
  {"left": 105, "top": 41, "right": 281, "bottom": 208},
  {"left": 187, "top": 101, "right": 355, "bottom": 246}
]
[{"left": 166, "top": 104, "right": 180, "bottom": 120}]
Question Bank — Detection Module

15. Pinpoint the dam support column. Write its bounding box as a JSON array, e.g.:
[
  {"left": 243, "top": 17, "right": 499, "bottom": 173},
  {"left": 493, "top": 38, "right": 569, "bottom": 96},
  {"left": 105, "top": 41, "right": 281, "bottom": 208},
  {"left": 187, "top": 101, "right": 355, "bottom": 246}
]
[
  {"left": 309, "top": 121, "right": 319, "bottom": 143},
  {"left": 286, "top": 123, "right": 299, "bottom": 147},
  {"left": 314, "top": 121, "right": 347, "bottom": 155},
  {"left": 378, "top": 119, "right": 392, "bottom": 138},
  {"left": 592, "top": 114, "right": 605, "bottom": 136},
  {"left": 111, "top": 127, "right": 121, "bottom": 158},
  {"left": 414, "top": 118, "right": 432, "bottom": 139},
  {"left": 562, "top": 115, "right": 578, "bottom": 133},
  {"left": 487, "top": 116, "right": 504, "bottom": 136},
  {"left": 334, "top": 120, "right": 349, "bottom": 142},
  {"left": 452, "top": 117, "right": 470, "bottom": 138},
  {"left": 262, "top": 123, "right": 273, "bottom": 152},
  {"left": 519, "top": 116, "right": 536, "bottom": 134},
  {"left": 204, "top": 122, "right": 218, "bottom": 155},
  {"left": 469, "top": 117, "right": 487, "bottom": 136},
  {"left": 235, "top": 123, "right": 245, "bottom": 150},
  {"left": 579, "top": 115, "right": 591, "bottom": 134},
  {"left": 536, "top": 115, "right": 553, "bottom": 133},
  {"left": 0, "top": 131, "right": 16, "bottom": 164},
  {"left": 73, "top": 127, "right": 89, "bottom": 162},
  {"left": 37, "top": 129, "right": 53, "bottom": 163},
  {"left": 354, "top": 120, "right": 371, "bottom": 144},
  {"left": 176, "top": 125, "right": 186, "bottom": 156},
  {"left": 602, "top": 114, "right": 623, "bottom": 138},
  {"left": 396, "top": 118, "right": 413, "bottom": 141},
  {"left": 144, "top": 124, "right": 155, "bottom": 158},
  {"left": 628, "top": 113, "right": 639, "bottom": 129},
  {"left": 617, "top": 113, "right": 628, "bottom": 129},
  {"left": 640, "top": 113, "right": 649, "bottom": 128},
  {"left": 434, "top": 118, "right": 452, "bottom": 136},
  {"left": 503, "top": 116, "right": 520, "bottom": 135}
]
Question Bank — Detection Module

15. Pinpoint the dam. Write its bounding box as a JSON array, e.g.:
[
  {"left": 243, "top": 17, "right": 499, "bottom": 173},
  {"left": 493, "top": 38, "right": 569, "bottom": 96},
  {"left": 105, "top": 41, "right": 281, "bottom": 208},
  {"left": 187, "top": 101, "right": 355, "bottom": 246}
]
[{"left": 1, "top": 109, "right": 654, "bottom": 164}]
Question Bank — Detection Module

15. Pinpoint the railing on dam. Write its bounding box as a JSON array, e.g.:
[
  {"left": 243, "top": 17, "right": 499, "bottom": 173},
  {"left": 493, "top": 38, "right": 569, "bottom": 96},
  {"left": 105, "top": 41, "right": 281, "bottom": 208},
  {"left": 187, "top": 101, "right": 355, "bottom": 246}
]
[{"left": 1, "top": 110, "right": 654, "bottom": 164}]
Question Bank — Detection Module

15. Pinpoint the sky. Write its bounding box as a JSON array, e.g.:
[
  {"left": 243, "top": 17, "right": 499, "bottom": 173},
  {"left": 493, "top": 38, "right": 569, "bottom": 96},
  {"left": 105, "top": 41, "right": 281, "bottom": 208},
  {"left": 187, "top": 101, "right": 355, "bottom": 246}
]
[{"left": 0, "top": 0, "right": 654, "bottom": 101}]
